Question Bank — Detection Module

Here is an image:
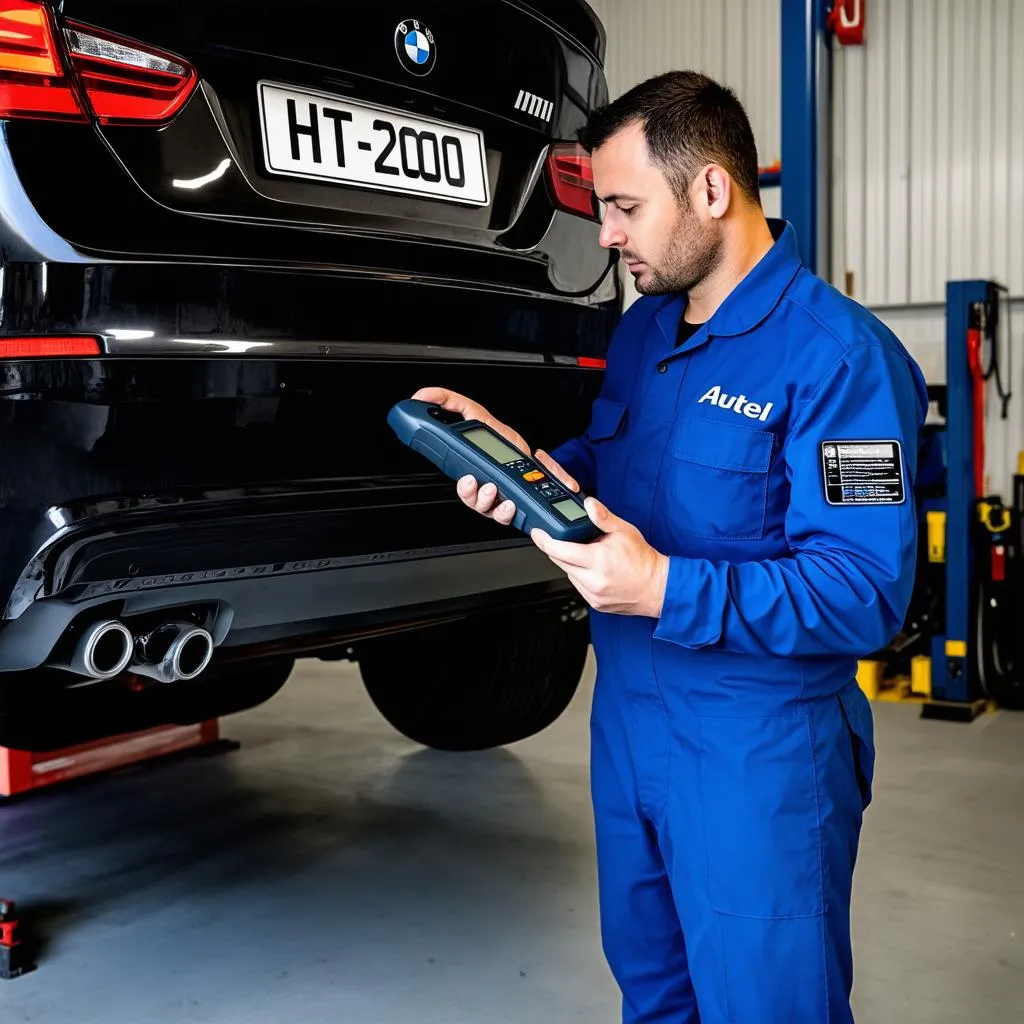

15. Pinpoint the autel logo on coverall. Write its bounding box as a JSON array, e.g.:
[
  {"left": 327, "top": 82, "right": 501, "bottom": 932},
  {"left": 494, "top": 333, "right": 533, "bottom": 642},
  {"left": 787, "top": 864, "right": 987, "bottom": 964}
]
[{"left": 697, "top": 385, "right": 774, "bottom": 422}]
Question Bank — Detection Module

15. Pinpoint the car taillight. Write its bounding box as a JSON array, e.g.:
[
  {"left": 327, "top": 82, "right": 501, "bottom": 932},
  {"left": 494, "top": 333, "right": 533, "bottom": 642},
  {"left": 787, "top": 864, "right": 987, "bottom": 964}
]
[
  {"left": 0, "top": 0, "right": 87, "bottom": 120},
  {"left": 546, "top": 143, "right": 598, "bottom": 220},
  {"left": 0, "top": 336, "right": 101, "bottom": 358},
  {"left": 64, "top": 22, "right": 197, "bottom": 125},
  {"left": 0, "top": 1, "right": 197, "bottom": 125}
]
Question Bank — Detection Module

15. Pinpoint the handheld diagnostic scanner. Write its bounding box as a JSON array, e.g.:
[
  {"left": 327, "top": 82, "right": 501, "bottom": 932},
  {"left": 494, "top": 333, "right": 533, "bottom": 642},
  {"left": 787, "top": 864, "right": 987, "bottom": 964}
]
[{"left": 388, "top": 399, "right": 600, "bottom": 543}]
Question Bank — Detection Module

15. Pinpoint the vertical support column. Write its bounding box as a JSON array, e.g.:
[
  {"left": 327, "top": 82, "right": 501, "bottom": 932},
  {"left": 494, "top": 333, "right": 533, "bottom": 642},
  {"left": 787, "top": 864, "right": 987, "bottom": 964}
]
[
  {"left": 930, "top": 280, "right": 990, "bottom": 706},
  {"left": 780, "top": 0, "right": 832, "bottom": 274}
]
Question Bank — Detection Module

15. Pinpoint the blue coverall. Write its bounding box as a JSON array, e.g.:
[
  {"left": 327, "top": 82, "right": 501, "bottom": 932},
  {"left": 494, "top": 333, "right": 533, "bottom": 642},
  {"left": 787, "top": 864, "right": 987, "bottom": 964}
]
[{"left": 550, "top": 219, "right": 928, "bottom": 1023}]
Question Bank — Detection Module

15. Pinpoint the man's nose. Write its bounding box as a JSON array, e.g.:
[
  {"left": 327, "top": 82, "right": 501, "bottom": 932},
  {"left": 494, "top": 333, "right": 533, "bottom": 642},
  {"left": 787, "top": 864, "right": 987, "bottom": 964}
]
[{"left": 598, "top": 215, "right": 626, "bottom": 250}]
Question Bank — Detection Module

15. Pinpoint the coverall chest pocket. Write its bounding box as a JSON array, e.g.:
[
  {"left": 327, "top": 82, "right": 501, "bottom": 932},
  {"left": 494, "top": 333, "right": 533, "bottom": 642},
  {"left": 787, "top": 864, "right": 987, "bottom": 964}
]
[{"left": 667, "top": 416, "right": 774, "bottom": 540}]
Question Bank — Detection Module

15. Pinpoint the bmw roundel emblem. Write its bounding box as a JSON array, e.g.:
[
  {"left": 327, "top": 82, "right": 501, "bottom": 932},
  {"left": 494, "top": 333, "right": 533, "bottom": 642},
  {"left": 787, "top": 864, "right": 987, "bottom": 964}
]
[{"left": 395, "top": 19, "right": 436, "bottom": 76}]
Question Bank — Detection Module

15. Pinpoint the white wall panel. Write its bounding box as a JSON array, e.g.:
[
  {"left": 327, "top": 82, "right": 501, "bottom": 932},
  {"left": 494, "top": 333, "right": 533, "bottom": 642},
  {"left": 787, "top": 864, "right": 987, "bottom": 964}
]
[
  {"left": 587, "top": 0, "right": 781, "bottom": 168},
  {"left": 832, "top": 0, "right": 1024, "bottom": 306}
]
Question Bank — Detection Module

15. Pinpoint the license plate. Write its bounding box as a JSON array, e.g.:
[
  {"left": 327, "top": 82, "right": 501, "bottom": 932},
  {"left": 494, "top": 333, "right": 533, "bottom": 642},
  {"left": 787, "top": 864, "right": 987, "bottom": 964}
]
[{"left": 257, "top": 81, "right": 490, "bottom": 206}]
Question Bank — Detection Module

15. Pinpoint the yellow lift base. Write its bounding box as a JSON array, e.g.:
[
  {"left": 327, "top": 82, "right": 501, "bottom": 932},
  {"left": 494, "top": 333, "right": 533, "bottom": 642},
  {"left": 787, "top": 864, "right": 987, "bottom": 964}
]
[{"left": 856, "top": 657, "right": 995, "bottom": 720}]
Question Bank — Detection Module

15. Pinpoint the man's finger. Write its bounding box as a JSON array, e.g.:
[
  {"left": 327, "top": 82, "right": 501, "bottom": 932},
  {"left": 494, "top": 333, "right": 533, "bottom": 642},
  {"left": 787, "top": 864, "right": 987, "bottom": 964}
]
[
  {"left": 534, "top": 449, "right": 579, "bottom": 492},
  {"left": 474, "top": 481, "right": 499, "bottom": 513},
  {"left": 456, "top": 475, "right": 479, "bottom": 503},
  {"left": 412, "top": 387, "right": 478, "bottom": 418},
  {"left": 493, "top": 500, "right": 516, "bottom": 526}
]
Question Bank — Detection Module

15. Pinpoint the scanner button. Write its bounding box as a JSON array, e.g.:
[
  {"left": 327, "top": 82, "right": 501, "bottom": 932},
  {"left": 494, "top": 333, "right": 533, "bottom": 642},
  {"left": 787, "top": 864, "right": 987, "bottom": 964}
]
[{"left": 523, "top": 470, "right": 545, "bottom": 483}]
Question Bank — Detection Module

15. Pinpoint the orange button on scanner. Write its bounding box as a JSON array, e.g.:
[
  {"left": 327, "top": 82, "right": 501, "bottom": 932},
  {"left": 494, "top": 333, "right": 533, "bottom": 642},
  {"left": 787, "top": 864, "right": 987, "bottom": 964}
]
[{"left": 523, "top": 470, "right": 545, "bottom": 482}]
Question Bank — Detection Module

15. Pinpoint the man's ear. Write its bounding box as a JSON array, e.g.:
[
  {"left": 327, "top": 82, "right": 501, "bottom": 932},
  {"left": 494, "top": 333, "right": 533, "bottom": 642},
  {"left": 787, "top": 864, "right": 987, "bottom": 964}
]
[{"left": 702, "top": 164, "right": 732, "bottom": 220}]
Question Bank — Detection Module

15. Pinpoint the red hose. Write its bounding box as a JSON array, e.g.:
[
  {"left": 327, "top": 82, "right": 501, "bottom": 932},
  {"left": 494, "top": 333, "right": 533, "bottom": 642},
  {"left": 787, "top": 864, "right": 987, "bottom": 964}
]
[{"left": 967, "top": 326, "right": 985, "bottom": 497}]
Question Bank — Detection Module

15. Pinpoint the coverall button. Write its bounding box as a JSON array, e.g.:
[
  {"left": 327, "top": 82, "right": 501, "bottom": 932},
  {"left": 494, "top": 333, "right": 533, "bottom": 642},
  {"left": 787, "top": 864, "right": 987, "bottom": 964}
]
[{"left": 657, "top": 362, "right": 668, "bottom": 374}]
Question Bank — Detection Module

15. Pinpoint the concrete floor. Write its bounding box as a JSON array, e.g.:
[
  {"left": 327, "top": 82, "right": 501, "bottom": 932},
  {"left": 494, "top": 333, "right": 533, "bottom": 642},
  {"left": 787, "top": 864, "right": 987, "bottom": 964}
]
[{"left": 2, "top": 652, "right": 1023, "bottom": 1023}]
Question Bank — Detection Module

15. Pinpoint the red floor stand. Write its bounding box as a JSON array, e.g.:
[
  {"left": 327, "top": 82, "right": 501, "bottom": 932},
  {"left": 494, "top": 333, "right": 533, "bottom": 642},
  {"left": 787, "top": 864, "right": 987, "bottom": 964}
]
[
  {"left": 0, "top": 900, "right": 35, "bottom": 979},
  {"left": 0, "top": 719, "right": 230, "bottom": 799}
]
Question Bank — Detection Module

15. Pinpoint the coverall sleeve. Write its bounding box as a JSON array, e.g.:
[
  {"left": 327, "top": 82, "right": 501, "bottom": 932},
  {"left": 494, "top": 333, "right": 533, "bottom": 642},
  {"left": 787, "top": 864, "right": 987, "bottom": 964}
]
[
  {"left": 548, "top": 431, "right": 598, "bottom": 496},
  {"left": 653, "top": 341, "right": 927, "bottom": 657}
]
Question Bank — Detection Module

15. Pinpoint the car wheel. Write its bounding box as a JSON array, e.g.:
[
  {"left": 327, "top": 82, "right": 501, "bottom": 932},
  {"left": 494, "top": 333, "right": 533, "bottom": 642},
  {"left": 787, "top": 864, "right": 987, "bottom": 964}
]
[{"left": 357, "top": 606, "right": 590, "bottom": 751}]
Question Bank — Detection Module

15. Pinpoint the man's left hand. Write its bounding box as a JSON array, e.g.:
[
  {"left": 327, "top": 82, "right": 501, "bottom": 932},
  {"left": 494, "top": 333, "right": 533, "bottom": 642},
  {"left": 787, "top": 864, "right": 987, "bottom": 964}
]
[{"left": 531, "top": 498, "right": 669, "bottom": 618}]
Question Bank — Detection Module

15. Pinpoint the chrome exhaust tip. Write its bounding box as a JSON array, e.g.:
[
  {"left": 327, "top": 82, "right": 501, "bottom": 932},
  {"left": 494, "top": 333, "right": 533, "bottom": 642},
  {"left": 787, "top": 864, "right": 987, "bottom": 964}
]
[
  {"left": 48, "top": 619, "right": 134, "bottom": 680},
  {"left": 131, "top": 622, "right": 214, "bottom": 683}
]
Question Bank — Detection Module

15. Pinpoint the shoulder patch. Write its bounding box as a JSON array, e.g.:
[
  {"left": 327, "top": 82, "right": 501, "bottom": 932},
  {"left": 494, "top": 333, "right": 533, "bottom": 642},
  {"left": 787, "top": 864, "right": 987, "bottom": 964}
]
[{"left": 820, "top": 440, "right": 905, "bottom": 506}]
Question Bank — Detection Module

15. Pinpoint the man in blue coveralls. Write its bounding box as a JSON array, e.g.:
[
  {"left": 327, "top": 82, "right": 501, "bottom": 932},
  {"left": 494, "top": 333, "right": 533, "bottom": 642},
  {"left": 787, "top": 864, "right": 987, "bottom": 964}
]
[{"left": 415, "top": 71, "right": 928, "bottom": 1022}]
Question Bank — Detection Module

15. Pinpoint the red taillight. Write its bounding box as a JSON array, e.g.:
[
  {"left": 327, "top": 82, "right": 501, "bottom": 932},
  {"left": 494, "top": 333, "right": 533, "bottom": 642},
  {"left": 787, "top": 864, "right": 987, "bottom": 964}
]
[
  {"left": 546, "top": 142, "right": 598, "bottom": 220},
  {"left": 0, "top": 2, "right": 197, "bottom": 125},
  {"left": 577, "top": 357, "right": 606, "bottom": 369},
  {"left": 0, "top": 336, "right": 101, "bottom": 358},
  {"left": 64, "top": 23, "right": 198, "bottom": 125},
  {"left": 0, "top": 1, "right": 87, "bottom": 121}
]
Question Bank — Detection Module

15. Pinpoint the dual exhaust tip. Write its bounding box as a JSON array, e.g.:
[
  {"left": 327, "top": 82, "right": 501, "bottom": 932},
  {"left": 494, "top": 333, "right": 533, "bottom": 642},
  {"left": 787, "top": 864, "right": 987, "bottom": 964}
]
[{"left": 54, "top": 619, "right": 214, "bottom": 683}]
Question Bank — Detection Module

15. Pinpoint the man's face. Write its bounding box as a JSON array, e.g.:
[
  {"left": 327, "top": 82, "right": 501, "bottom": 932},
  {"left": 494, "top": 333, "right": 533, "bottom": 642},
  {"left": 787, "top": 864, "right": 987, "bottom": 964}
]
[{"left": 592, "top": 121, "right": 724, "bottom": 296}]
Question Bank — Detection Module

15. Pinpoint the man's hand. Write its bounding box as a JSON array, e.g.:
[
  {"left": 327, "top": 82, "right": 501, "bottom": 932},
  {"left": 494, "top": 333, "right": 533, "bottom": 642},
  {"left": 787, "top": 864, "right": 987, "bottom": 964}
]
[
  {"left": 412, "top": 386, "right": 580, "bottom": 527},
  {"left": 531, "top": 497, "right": 669, "bottom": 618}
]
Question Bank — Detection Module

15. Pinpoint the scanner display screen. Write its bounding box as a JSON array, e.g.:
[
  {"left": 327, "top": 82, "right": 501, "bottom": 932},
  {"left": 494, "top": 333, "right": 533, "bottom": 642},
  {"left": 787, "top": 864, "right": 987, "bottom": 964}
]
[
  {"left": 553, "top": 498, "right": 589, "bottom": 522},
  {"left": 462, "top": 427, "right": 522, "bottom": 465}
]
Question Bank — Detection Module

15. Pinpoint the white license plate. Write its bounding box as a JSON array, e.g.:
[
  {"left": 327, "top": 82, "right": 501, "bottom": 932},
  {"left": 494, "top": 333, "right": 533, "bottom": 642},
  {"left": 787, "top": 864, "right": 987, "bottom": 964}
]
[{"left": 257, "top": 81, "right": 490, "bottom": 206}]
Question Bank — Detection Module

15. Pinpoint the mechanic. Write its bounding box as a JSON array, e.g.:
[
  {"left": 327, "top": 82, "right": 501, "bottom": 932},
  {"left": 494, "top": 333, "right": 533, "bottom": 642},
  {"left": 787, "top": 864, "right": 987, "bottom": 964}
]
[{"left": 414, "top": 70, "right": 928, "bottom": 1023}]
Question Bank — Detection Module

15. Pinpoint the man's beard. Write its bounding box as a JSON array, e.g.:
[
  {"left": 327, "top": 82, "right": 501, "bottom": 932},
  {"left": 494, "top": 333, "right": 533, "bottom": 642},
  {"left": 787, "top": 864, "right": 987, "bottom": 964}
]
[{"left": 627, "top": 201, "right": 724, "bottom": 296}]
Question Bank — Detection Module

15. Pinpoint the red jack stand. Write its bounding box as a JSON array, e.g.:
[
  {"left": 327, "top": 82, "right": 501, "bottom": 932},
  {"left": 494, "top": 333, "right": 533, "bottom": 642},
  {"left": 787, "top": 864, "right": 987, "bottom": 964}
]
[
  {"left": 0, "top": 720, "right": 232, "bottom": 799},
  {"left": 0, "top": 900, "right": 35, "bottom": 979}
]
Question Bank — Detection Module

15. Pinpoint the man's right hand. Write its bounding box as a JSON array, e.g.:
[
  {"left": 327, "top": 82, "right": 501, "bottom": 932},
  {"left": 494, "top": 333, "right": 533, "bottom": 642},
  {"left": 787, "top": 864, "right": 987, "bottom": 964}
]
[{"left": 411, "top": 387, "right": 580, "bottom": 528}]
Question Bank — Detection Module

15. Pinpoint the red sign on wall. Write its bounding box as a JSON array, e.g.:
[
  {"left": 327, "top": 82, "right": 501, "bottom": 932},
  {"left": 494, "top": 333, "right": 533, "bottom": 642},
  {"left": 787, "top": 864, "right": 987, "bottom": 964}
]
[{"left": 827, "top": 0, "right": 865, "bottom": 45}]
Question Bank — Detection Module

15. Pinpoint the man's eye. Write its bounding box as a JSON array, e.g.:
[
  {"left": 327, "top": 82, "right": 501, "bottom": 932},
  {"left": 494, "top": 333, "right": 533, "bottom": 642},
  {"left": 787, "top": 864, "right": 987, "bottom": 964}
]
[{"left": 620, "top": 206, "right": 637, "bottom": 217}]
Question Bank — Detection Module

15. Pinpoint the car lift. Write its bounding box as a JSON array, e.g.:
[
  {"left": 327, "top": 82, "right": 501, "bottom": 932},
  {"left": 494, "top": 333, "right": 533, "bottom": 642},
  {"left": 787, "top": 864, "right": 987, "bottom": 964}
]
[
  {"left": 857, "top": 280, "right": 1021, "bottom": 721},
  {"left": 0, "top": 719, "right": 227, "bottom": 800},
  {"left": 915, "top": 281, "right": 996, "bottom": 721}
]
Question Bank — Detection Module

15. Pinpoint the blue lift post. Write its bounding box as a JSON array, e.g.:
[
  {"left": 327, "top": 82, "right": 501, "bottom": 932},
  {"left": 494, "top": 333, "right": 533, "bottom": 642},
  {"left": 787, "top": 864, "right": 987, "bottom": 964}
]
[
  {"left": 779, "top": 0, "right": 832, "bottom": 274},
  {"left": 922, "top": 280, "right": 993, "bottom": 722}
]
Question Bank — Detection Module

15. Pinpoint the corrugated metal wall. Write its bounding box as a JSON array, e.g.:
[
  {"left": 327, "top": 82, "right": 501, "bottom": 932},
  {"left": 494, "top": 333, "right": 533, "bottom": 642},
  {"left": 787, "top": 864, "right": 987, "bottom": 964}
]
[
  {"left": 588, "top": 0, "right": 781, "bottom": 170},
  {"left": 831, "top": 0, "right": 1024, "bottom": 307}
]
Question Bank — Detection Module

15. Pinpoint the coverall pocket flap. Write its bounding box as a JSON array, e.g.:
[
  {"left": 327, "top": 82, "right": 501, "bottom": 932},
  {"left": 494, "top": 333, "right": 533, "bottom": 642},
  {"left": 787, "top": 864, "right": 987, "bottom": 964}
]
[
  {"left": 672, "top": 416, "right": 774, "bottom": 473},
  {"left": 586, "top": 398, "right": 627, "bottom": 441},
  {"left": 698, "top": 714, "right": 824, "bottom": 919}
]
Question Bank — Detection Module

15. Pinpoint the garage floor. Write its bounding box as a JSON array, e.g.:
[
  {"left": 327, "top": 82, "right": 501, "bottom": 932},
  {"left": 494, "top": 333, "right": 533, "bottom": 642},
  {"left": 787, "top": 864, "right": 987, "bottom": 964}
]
[{"left": 2, "top": 652, "right": 1023, "bottom": 1023}]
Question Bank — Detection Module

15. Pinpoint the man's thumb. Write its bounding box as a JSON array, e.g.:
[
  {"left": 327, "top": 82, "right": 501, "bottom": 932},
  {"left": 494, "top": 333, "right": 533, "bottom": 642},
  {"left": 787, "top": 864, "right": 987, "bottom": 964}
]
[{"left": 585, "top": 496, "right": 625, "bottom": 532}]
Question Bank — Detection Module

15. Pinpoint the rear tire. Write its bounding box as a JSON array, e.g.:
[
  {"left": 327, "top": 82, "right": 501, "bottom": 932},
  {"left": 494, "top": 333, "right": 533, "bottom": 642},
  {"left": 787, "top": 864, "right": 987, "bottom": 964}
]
[{"left": 358, "top": 604, "right": 590, "bottom": 751}]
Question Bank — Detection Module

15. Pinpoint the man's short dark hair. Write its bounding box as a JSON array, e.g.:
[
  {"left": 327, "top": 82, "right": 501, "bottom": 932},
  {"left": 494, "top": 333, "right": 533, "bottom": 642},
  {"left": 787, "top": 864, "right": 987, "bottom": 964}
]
[{"left": 578, "top": 70, "right": 762, "bottom": 207}]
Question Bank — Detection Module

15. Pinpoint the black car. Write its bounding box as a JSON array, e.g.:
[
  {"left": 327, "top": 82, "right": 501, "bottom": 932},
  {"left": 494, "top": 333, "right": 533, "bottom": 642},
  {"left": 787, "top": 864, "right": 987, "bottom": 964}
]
[{"left": 0, "top": 1, "right": 619, "bottom": 753}]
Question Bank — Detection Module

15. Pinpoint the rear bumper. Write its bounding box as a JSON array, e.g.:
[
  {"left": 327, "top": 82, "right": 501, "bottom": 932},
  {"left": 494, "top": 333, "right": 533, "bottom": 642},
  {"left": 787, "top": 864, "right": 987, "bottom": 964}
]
[
  {"left": 0, "top": 477, "right": 575, "bottom": 671},
  {"left": 0, "top": 541, "right": 570, "bottom": 672}
]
